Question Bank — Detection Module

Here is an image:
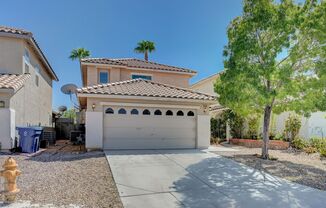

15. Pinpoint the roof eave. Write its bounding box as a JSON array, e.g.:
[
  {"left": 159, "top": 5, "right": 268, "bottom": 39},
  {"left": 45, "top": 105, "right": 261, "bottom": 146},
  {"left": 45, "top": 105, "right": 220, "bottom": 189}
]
[
  {"left": 80, "top": 62, "right": 197, "bottom": 76},
  {"left": 77, "top": 93, "right": 216, "bottom": 104},
  {"left": 0, "top": 32, "right": 59, "bottom": 81}
]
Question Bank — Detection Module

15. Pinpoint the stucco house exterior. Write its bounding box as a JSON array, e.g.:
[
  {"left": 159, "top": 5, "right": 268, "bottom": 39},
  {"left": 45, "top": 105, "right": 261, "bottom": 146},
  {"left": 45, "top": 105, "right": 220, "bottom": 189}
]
[
  {"left": 0, "top": 26, "right": 58, "bottom": 149},
  {"left": 191, "top": 72, "right": 326, "bottom": 139},
  {"left": 77, "top": 58, "right": 216, "bottom": 150}
]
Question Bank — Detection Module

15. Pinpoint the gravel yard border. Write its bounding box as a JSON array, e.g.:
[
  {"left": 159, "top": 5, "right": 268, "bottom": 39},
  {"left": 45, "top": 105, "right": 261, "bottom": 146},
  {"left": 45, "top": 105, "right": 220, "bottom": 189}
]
[
  {"left": 0, "top": 151, "right": 123, "bottom": 208},
  {"left": 212, "top": 144, "right": 326, "bottom": 191}
]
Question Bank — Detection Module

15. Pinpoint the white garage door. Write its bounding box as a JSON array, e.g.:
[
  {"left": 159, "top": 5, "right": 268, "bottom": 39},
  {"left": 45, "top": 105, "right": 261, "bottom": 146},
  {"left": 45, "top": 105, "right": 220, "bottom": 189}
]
[{"left": 103, "top": 107, "right": 197, "bottom": 149}]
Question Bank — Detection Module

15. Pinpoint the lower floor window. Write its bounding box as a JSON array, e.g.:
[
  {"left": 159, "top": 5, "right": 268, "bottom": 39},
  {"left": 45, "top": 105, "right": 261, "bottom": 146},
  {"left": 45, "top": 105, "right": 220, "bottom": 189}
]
[{"left": 0, "top": 101, "right": 4, "bottom": 108}]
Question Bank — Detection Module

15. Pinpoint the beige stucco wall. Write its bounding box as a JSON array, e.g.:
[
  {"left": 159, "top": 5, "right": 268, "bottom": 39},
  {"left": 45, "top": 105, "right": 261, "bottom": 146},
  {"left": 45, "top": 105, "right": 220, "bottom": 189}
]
[
  {"left": 0, "top": 36, "right": 24, "bottom": 74},
  {"left": 84, "top": 65, "right": 192, "bottom": 88},
  {"left": 2, "top": 40, "right": 53, "bottom": 127},
  {"left": 190, "top": 75, "right": 219, "bottom": 95}
]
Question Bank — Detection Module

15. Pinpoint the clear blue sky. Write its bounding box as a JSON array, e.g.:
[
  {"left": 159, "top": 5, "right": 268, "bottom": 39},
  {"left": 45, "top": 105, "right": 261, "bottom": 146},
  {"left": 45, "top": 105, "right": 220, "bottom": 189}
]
[{"left": 1, "top": 0, "right": 242, "bottom": 110}]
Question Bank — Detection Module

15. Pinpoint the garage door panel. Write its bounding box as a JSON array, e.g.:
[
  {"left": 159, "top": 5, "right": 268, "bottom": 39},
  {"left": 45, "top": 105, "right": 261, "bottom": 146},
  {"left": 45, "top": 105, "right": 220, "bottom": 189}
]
[
  {"left": 104, "top": 138, "right": 195, "bottom": 149},
  {"left": 104, "top": 116, "right": 196, "bottom": 128},
  {"left": 104, "top": 127, "right": 196, "bottom": 140},
  {"left": 103, "top": 108, "right": 197, "bottom": 149}
]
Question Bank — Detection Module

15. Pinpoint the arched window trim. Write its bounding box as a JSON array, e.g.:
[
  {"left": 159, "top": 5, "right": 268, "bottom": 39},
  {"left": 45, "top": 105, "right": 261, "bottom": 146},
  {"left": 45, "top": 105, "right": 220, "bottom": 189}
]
[
  {"left": 187, "top": 111, "right": 195, "bottom": 116},
  {"left": 105, "top": 108, "right": 114, "bottom": 114},
  {"left": 166, "top": 110, "right": 173, "bottom": 116},
  {"left": 118, "top": 108, "right": 127, "bottom": 114},
  {"left": 154, "top": 109, "right": 162, "bottom": 115},
  {"left": 131, "top": 109, "right": 139, "bottom": 115},
  {"left": 143, "top": 109, "right": 151, "bottom": 115},
  {"left": 176, "top": 110, "right": 184, "bottom": 116}
]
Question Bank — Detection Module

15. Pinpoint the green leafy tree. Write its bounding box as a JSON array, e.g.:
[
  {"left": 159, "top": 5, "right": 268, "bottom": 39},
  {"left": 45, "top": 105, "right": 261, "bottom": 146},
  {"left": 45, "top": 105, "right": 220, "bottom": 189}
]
[
  {"left": 69, "top": 48, "right": 90, "bottom": 60},
  {"left": 62, "top": 108, "right": 76, "bottom": 120},
  {"left": 215, "top": 0, "right": 326, "bottom": 159},
  {"left": 134, "top": 40, "right": 156, "bottom": 61}
]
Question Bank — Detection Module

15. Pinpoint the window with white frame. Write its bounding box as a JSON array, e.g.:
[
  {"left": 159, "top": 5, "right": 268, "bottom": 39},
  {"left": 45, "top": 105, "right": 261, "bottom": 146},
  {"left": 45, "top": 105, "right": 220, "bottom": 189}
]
[
  {"left": 131, "top": 74, "right": 152, "bottom": 80},
  {"left": 99, "top": 70, "right": 109, "bottom": 84}
]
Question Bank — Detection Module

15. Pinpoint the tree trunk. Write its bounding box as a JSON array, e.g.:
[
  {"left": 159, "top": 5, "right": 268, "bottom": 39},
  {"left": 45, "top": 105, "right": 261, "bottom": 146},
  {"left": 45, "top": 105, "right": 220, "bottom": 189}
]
[
  {"left": 262, "top": 105, "right": 272, "bottom": 159},
  {"left": 145, "top": 51, "right": 148, "bottom": 61}
]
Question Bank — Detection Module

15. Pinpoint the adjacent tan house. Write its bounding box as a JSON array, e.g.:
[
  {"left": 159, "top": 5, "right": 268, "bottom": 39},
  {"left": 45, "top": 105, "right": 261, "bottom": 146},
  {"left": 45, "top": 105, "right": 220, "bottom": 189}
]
[
  {"left": 191, "top": 72, "right": 326, "bottom": 139},
  {"left": 77, "top": 58, "right": 216, "bottom": 150},
  {"left": 0, "top": 26, "right": 58, "bottom": 149},
  {"left": 190, "top": 73, "right": 224, "bottom": 116}
]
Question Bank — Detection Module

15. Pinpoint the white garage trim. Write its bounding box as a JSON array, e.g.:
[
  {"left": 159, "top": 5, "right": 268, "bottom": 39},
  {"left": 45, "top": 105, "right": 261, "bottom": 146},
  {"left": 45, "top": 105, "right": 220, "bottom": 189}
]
[{"left": 99, "top": 102, "right": 201, "bottom": 110}]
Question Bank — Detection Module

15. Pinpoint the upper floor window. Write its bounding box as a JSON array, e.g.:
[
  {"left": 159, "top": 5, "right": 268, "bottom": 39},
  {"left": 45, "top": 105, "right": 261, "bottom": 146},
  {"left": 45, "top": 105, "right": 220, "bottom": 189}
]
[
  {"left": 132, "top": 74, "right": 152, "bottom": 80},
  {"left": 0, "top": 101, "right": 5, "bottom": 108},
  {"left": 24, "top": 63, "right": 30, "bottom": 74},
  {"left": 99, "top": 70, "right": 109, "bottom": 84},
  {"left": 24, "top": 48, "right": 30, "bottom": 63}
]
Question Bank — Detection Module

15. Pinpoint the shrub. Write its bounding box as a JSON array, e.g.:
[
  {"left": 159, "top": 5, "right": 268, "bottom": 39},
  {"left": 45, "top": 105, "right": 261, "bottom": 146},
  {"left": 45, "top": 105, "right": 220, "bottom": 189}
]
[
  {"left": 247, "top": 115, "right": 259, "bottom": 139},
  {"left": 319, "top": 148, "right": 326, "bottom": 157},
  {"left": 284, "top": 114, "right": 302, "bottom": 142},
  {"left": 210, "top": 137, "right": 225, "bottom": 144},
  {"left": 292, "top": 137, "right": 308, "bottom": 149},
  {"left": 223, "top": 110, "right": 245, "bottom": 138},
  {"left": 274, "top": 133, "right": 284, "bottom": 141},
  {"left": 310, "top": 137, "right": 326, "bottom": 152},
  {"left": 303, "top": 146, "right": 317, "bottom": 154},
  {"left": 210, "top": 117, "right": 226, "bottom": 139}
]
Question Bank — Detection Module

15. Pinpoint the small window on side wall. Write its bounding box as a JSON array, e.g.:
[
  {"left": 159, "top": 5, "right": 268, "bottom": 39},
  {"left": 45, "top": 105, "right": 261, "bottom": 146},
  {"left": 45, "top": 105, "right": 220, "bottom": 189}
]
[
  {"left": 105, "top": 108, "right": 114, "bottom": 114},
  {"left": 166, "top": 110, "right": 173, "bottom": 116},
  {"left": 118, "top": 108, "right": 127, "bottom": 114},
  {"left": 187, "top": 111, "right": 195, "bottom": 116},
  {"left": 143, "top": 109, "right": 151, "bottom": 115},
  {"left": 131, "top": 109, "right": 139, "bottom": 115},
  {"left": 24, "top": 63, "right": 30, "bottom": 74},
  {"left": 131, "top": 74, "right": 152, "bottom": 80},
  {"left": 0, "top": 101, "right": 5, "bottom": 108},
  {"left": 177, "top": 110, "right": 184, "bottom": 116},
  {"left": 154, "top": 110, "right": 162, "bottom": 115},
  {"left": 35, "top": 75, "right": 39, "bottom": 86}
]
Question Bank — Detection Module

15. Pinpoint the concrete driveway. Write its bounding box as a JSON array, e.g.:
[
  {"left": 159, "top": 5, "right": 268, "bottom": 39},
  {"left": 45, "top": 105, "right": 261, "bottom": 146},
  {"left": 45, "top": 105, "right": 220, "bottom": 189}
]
[{"left": 105, "top": 149, "right": 325, "bottom": 208}]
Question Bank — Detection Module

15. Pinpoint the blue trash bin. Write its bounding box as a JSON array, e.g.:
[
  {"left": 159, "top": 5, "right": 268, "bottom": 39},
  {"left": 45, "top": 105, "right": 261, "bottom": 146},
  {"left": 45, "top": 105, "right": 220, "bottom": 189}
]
[{"left": 16, "top": 127, "right": 43, "bottom": 153}]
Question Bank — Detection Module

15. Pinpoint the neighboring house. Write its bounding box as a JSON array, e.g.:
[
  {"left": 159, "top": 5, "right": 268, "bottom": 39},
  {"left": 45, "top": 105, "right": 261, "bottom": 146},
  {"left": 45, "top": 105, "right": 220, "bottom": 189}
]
[
  {"left": 77, "top": 58, "right": 216, "bottom": 150},
  {"left": 190, "top": 73, "right": 224, "bottom": 116},
  {"left": 0, "top": 26, "right": 58, "bottom": 149},
  {"left": 191, "top": 73, "right": 326, "bottom": 139}
]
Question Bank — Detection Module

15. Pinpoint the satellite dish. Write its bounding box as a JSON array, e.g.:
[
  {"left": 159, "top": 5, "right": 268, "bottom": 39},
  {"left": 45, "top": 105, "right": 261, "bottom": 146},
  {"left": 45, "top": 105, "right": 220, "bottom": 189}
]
[
  {"left": 61, "top": 84, "right": 77, "bottom": 95},
  {"left": 58, "top": 105, "right": 67, "bottom": 113},
  {"left": 61, "top": 84, "right": 80, "bottom": 109}
]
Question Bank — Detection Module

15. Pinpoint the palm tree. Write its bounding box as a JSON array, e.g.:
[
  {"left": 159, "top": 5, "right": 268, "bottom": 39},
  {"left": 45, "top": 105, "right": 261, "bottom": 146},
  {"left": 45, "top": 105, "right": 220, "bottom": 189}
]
[
  {"left": 69, "top": 48, "right": 90, "bottom": 60},
  {"left": 134, "top": 40, "right": 155, "bottom": 61}
]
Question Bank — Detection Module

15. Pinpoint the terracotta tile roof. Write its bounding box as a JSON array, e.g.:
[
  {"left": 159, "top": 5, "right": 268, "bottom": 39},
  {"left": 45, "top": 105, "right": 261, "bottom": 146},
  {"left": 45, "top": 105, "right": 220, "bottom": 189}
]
[
  {"left": 77, "top": 79, "right": 216, "bottom": 101},
  {"left": 81, "top": 58, "right": 197, "bottom": 74},
  {"left": 0, "top": 74, "right": 31, "bottom": 91},
  {"left": 0, "top": 26, "right": 58, "bottom": 81},
  {"left": 0, "top": 26, "right": 32, "bottom": 36}
]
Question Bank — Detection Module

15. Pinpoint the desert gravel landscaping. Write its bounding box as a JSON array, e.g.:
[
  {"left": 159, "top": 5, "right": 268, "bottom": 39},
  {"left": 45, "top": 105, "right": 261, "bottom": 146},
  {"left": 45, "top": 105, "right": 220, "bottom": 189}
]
[
  {"left": 0, "top": 151, "right": 123, "bottom": 208},
  {"left": 213, "top": 144, "right": 326, "bottom": 191}
]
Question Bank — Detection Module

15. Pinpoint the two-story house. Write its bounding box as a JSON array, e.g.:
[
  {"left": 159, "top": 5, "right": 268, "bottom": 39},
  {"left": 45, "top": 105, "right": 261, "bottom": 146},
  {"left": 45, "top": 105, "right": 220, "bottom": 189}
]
[
  {"left": 0, "top": 26, "right": 58, "bottom": 149},
  {"left": 77, "top": 58, "right": 216, "bottom": 150}
]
